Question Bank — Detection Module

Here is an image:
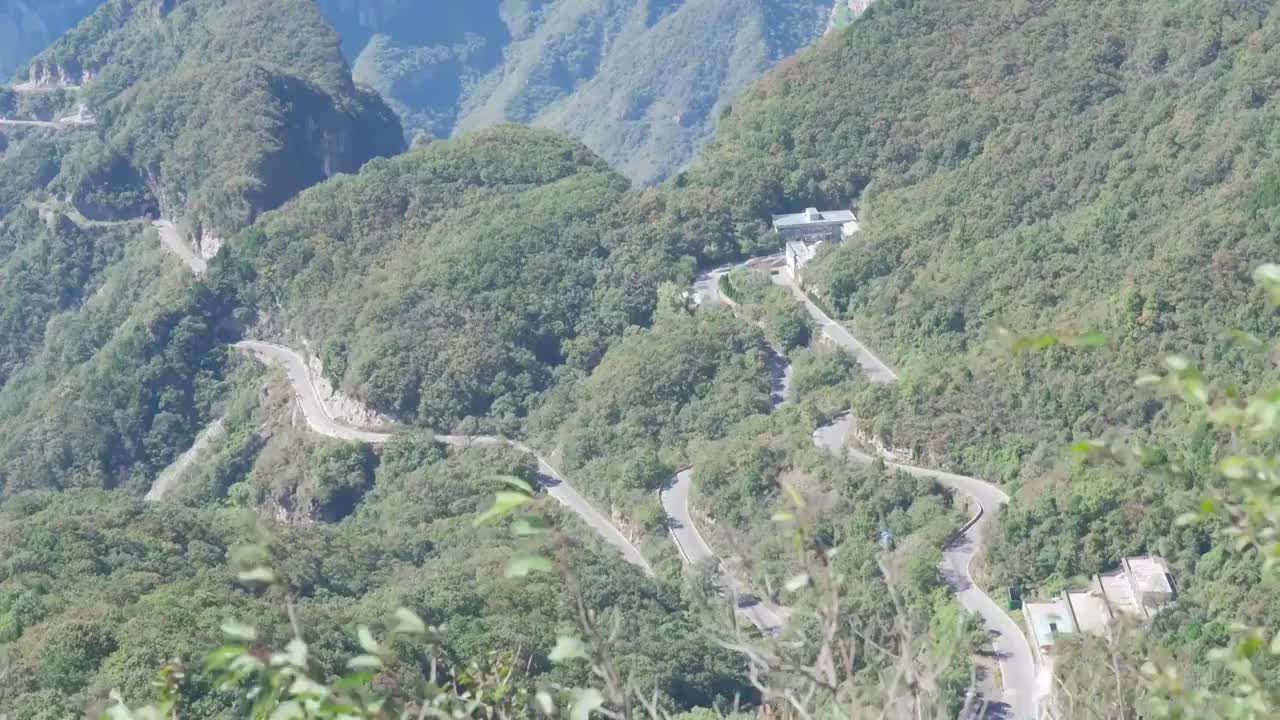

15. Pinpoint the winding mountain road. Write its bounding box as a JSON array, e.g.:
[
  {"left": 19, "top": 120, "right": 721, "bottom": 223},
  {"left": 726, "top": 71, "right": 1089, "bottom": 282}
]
[
  {"left": 787, "top": 278, "right": 1035, "bottom": 720},
  {"left": 662, "top": 261, "right": 795, "bottom": 632},
  {"left": 0, "top": 118, "right": 77, "bottom": 129},
  {"left": 233, "top": 341, "right": 653, "bottom": 577},
  {"left": 159, "top": 232, "right": 1032, "bottom": 715},
  {"left": 771, "top": 270, "right": 898, "bottom": 384},
  {"left": 674, "top": 259, "right": 1034, "bottom": 717}
]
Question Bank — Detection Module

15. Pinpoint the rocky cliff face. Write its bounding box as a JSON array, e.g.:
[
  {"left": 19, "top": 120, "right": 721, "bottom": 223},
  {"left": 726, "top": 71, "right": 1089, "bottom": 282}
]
[
  {"left": 302, "top": 348, "right": 394, "bottom": 429},
  {"left": 18, "top": 59, "right": 87, "bottom": 89}
]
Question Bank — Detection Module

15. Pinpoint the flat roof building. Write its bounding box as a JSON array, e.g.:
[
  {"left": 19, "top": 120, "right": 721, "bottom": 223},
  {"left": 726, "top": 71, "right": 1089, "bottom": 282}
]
[
  {"left": 775, "top": 207, "right": 860, "bottom": 282},
  {"left": 1024, "top": 555, "right": 1177, "bottom": 706},
  {"left": 772, "top": 207, "right": 858, "bottom": 241},
  {"left": 1025, "top": 598, "right": 1077, "bottom": 661}
]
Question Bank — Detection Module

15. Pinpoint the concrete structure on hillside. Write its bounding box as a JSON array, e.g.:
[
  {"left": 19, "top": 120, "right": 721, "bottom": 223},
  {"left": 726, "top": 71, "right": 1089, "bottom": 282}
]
[
  {"left": 773, "top": 207, "right": 857, "bottom": 241},
  {"left": 773, "top": 207, "right": 859, "bottom": 280},
  {"left": 1025, "top": 555, "right": 1175, "bottom": 664},
  {"left": 1024, "top": 555, "right": 1176, "bottom": 717}
]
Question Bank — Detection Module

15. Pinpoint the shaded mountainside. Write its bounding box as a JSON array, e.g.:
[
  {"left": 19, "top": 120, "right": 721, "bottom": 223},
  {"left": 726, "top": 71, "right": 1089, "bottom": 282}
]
[
  {"left": 0, "top": 0, "right": 102, "bottom": 81},
  {"left": 323, "top": 0, "right": 838, "bottom": 184}
]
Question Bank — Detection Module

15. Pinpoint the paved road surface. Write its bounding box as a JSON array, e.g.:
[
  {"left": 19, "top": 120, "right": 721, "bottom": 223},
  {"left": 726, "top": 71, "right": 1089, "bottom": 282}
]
[
  {"left": 664, "top": 258, "right": 793, "bottom": 632},
  {"left": 235, "top": 341, "right": 390, "bottom": 443},
  {"left": 197, "top": 246, "right": 1031, "bottom": 715},
  {"left": 663, "top": 467, "right": 786, "bottom": 631},
  {"left": 771, "top": 271, "right": 898, "bottom": 384},
  {"left": 153, "top": 220, "right": 207, "bottom": 275},
  {"left": 234, "top": 341, "right": 653, "bottom": 577},
  {"left": 814, "top": 415, "right": 1035, "bottom": 719},
  {"left": 726, "top": 264, "right": 1033, "bottom": 718}
]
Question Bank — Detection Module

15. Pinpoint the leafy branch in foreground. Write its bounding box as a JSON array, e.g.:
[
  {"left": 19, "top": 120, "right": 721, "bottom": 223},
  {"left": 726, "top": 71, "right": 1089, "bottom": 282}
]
[{"left": 101, "top": 450, "right": 978, "bottom": 720}]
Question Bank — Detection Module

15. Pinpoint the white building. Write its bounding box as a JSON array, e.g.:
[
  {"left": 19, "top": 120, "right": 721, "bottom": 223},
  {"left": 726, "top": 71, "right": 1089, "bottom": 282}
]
[
  {"left": 1023, "top": 555, "right": 1176, "bottom": 718},
  {"left": 773, "top": 207, "right": 859, "bottom": 280}
]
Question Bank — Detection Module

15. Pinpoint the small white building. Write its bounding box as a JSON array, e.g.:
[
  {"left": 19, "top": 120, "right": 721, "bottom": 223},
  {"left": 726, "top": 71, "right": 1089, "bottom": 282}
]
[
  {"left": 1024, "top": 556, "right": 1175, "bottom": 663},
  {"left": 774, "top": 207, "right": 859, "bottom": 280}
]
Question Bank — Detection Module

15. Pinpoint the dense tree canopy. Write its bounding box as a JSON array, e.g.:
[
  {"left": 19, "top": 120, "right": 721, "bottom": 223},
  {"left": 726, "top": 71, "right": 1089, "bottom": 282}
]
[{"left": 678, "top": 0, "right": 1280, "bottom": 694}]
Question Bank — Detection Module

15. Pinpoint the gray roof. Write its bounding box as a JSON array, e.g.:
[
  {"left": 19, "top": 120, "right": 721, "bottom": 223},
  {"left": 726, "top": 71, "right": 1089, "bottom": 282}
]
[{"left": 772, "top": 207, "right": 856, "bottom": 229}]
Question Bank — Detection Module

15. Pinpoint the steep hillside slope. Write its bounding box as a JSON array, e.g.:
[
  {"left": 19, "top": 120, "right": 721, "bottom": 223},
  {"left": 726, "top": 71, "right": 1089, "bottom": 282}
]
[
  {"left": 684, "top": 0, "right": 1280, "bottom": 680},
  {"left": 4, "top": 0, "right": 846, "bottom": 184},
  {"left": 30, "top": 0, "right": 403, "bottom": 238},
  {"left": 235, "top": 125, "right": 707, "bottom": 431},
  {"left": 0, "top": 0, "right": 401, "bottom": 492},
  {"left": 326, "top": 0, "right": 837, "bottom": 184}
]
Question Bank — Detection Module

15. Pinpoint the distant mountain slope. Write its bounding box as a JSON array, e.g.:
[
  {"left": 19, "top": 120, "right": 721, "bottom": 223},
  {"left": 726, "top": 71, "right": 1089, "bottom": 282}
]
[
  {"left": 0, "top": 0, "right": 101, "bottom": 81},
  {"left": 27, "top": 0, "right": 403, "bottom": 237},
  {"left": 6, "top": 0, "right": 851, "bottom": 184},
  {"left": 322, "top": 0, "right": 841, "bottom": 184}
]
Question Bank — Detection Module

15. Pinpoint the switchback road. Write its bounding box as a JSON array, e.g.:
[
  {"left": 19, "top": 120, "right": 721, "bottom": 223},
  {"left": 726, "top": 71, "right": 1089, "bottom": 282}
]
[
  {"left": 160, "top": 234, "right": 1033, "bottom": 716},
  {"left": 681, "top": 260, "right": 1034, "bottom": 717},
  {"left": 793, "top": 279, "right": 1035, "bottom": 720},
  {"left": 233, "top": 341, "right": 653, "bottom": 577},
  {"left": 660, "top": 260, "right": 794, "bottom": 633}
]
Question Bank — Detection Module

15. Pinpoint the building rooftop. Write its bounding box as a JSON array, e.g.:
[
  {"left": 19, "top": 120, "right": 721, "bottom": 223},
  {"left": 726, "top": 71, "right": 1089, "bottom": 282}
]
[
  {"left": 1066, "top": 589, "right": 1111, "bottom": 635},
  {"left": 1025, "top": 598, "right": 1076, "bottom": 650},
  {"left": 772, "top": 207, "right": 856, "bottom": 229},
  {"left": 1098, "top": 567, "right": 1142, "bottom": 618},
  {"left": 1125, "top": 555, "right": 1174, "bottom": 595}
]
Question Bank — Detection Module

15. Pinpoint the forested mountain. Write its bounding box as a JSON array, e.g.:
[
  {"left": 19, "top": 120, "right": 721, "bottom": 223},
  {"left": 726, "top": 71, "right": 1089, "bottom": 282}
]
[
  {"left": 7, "top": 0, "right": 850, "bottom": 185},
  {"left": 684, "top": 0, "right": 1280, "bottom": 692},
  {"left": 3, "top": 0, "right": 1280, "bottom": 717},
  {"left": 36, "top": 0, "right": 402, "bottom": 235},
  {"left": 320, "top": 0, "right": 840, "bottom": 184},
  {"left": 0, "top": 0, "right": 400, "bottom": 492}
]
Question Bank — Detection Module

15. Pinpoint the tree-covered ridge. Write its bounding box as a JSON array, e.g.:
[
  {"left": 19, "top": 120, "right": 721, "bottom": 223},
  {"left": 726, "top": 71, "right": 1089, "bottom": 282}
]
[
  {"left": 0, "top": 0, "right": 400, "bottom": 491},
  {"left": 33, "top": 0, "right": 352, "bottom": 98},
  {"left": 0, "top": 453, "right": 748, "bottom": 717},
  {"left": 676, "top": 0, "right": 1280, "bottom": 693},
  {"left": 30, "top": 0, "right": 403, "bottom": 237},
  {"left": 237, "top": 125, "right": 707, "bottom": 431},
  {"left": 326, "top": 0, "right": 836, "bottom": 184},
  {"left": 6, "top": 0, "right": 845, "bottom": 185},
  {"left": 0, "top": 205, "right": 138, "bottom": 386}
]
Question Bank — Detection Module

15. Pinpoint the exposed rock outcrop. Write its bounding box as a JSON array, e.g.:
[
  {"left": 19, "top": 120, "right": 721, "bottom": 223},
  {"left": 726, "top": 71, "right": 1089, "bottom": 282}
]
[
  {"left": 850, "top": 423, "right": 914, "bottom": 464},
  {"left": 194, "top": 223, "right": 225, "bottom": 261},
  {"left": 299, "top": 340, "right": 394, "bottom": 430},
  {"left": 18, "top": 59, "right": 85, "bottom": 90}
]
